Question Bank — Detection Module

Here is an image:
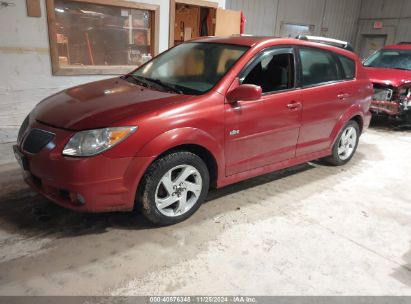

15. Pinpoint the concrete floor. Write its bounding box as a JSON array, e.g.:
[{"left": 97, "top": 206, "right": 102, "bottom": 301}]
[{"left": 0, "top": 121, "right": 410, "bottom": 296}]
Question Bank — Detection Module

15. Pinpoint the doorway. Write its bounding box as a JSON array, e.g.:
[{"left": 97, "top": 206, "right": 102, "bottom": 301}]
[
  {"left": 169, "top": 0, "right": 241, "bottom": 47},
  {"left": 359, "top": 34, "right": 387, "bottom": 59}
]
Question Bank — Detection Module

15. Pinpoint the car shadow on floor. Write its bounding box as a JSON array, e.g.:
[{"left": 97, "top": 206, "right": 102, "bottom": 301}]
[
  {"left": 0, "top": 148, "right": 372, "bottom": 239},
  {"left": 369, "top": 117, "right": 411, "bottom": 131},
  {"left": 392, "top": 242, "right": 411, "bottom": 288},
  {"left": 0, "top": 149, "right": 379, "bottom": 289}
]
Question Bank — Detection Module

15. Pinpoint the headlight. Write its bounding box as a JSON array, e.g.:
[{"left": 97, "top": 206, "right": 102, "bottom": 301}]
[
  {"left": 399, "top": 87, "right": 411, "bottom": 98},
  {"left": 62, "top": 126, "right": 137, "bottom": 157},
  {"left": 373, "top": 88, "right": 393, "bottom": 101}
]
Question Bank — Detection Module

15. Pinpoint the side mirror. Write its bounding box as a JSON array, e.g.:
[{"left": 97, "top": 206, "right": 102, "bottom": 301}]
[{"left": 226, "top": 84, "right": 262, "bottom": 104}]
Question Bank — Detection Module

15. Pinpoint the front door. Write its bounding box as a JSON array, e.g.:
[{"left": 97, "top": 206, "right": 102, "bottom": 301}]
[{"left": 224, "top": 47, "right": 302, "bottom": 176}]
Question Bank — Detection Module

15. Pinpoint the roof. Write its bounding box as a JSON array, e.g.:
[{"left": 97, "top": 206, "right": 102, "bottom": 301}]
[
  {"left": 296, "top": 35, "right": 354, "bottom": 52},
  {"left": 189, "top": 35, "right": 357, "bottom": 59},
  {"left": 384, "top": 43, "right": 411, "bottom": 50}
]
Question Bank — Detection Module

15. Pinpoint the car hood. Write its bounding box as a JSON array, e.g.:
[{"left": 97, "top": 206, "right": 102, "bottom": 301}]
[
  {"left": 365, "top": 67, "right": 411, "bottom": 87},
  {"left": 33, "top": 77, "right": 194, "bottom": 130}
]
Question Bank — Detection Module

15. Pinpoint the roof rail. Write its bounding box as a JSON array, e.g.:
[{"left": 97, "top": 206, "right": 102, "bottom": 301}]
[
  {"left": 296, "top": 35, "right": 354, "bottom": 52},
  {"left": 398, "top": 41, "right": 411, "bottom": 45}
]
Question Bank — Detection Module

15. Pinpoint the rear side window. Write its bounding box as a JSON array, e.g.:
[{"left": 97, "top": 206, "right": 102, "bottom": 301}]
[
  {"left": 338, "top": 55, "right": 356, "bottom": 79},
  {"left": 299, "top": 47, "right": 341, "bottom": 86}
]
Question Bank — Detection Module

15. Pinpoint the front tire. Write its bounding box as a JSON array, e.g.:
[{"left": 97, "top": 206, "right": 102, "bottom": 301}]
[
  {"left": 322, "top": 120, "right": 360, "bottom": 166},
  {"left": 139, "top": 151, "right": 210, "bottom": 226}
]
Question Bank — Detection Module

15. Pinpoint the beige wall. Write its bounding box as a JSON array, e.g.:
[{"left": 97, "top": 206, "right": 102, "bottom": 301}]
[
  {"left": 355, "top": 0, "right": 411, "bottom": 55},
  {"left": 226, "top": 0, "right": 361, "bottom": 44}
]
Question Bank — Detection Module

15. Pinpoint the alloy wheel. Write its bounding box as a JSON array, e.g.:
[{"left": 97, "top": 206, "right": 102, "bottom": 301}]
[
  {"left": 155, "top": 165, "right": 203, "bottom": 217},
  {"left": 337, "top": 126, "right": 357, "bottom": 160}
]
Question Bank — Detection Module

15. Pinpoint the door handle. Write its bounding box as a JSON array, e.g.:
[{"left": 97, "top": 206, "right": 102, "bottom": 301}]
[
  {"left": 337, "top": 93, "right": 350, "bottom": 100},
  {"left": 287, "top": 101, "right": 302, "bottom": 110}
]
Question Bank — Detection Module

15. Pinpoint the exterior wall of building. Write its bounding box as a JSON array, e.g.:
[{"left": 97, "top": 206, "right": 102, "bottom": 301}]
[
  {"left": 356, "top": 0, "right": 411, "bottom": 57},
  {"left": 226, "top": 0, "right": 361, "bottom": 44}
]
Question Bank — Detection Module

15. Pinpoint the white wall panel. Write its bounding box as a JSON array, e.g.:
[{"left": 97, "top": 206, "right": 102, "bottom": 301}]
[
  {"left": 227, "top": 0, "right": 361, "bottom": 43},
  {"left": 226, "top": 0, "right": 278, "bottom": 35},
  {"left": 356, "top": 0, "right": 411, "bottom": 48},
  {"left": 403, "top": 1, "right": 411, "bottom": 17},
  {"left": 321, "top": 0, "right": 361, "bottom": 43},
  {"left": 359, "top": 0, "right": 403, "bottom": 19},
  {"left": 275, "top": 0, "right": 325, "bottom": 36},
  {"left": 396, "top": 18, "right": 411, "bottom": 42}
]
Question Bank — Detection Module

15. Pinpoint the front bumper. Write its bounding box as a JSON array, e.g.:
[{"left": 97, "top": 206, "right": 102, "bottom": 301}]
[
  {"left": 370, "top": 100, "right": 401, "bottom": 116},
  {"left": 15, "top": 120, "right": 155, "bottom": 213},
  {"left": 370, "top": 100, "right": 411, "bottom": 123}
]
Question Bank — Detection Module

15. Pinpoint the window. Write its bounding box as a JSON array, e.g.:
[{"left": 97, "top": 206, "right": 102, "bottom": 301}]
[
  {"left": 363, "top": 49, "right": 411, "bottom": 71},
  {"left": 242, "top": 48, "right": 295, "bottom": 93},
  {"left": 47, "top": 0, "right": 160, "bottom": 75},
  {"left": 338, "top": 55, "right": 356, "bottom": 79},
  {"left": 131, "top": 42, "right": 248, "bottom": 95},
  {"left": 299, "top": 47, "right": 341, "bottom": 86}
]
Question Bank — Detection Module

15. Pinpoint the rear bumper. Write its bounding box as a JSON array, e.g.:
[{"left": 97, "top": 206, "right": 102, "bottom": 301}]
[{"left": 15, "top": 121, "right": 155, "bottom": 213}]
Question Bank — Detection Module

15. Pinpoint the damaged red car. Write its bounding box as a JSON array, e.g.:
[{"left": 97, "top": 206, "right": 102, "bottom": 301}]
[{"left": 364, "top": 42, "right": 411, "bottom": 123}]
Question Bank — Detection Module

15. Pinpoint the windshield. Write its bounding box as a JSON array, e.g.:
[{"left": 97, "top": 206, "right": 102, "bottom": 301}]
[
  {"left": 130, "top": 42, "right": 249, "bottom": 95},
  {"left": 363, "top": 49, "right": 411, "bottom": 71}
]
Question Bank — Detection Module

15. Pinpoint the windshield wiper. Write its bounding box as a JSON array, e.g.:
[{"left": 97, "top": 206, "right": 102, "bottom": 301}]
[
  {"left": 134, "top": 76, "right": 183, "bottom": 94},
  {"left": 122, "top": 75, "right": 151, "bottom": 88}
]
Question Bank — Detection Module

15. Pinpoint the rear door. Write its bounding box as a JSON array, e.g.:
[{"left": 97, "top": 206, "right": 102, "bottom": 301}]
[
  {"left": 296, "top": 47, "right": 352, "bottom": 156},
  {"left": 224, "top": 47, "right": 302, "bottom": 176}
]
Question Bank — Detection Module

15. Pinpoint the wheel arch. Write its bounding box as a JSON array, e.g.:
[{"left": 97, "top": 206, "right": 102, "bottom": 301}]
[
  {"left": 136, "top": 127, "right": 224, "bottom": 189},
  {"left": 154, "top": 144, "right": 219, "bottom": 188},
  {"left": 330, "top": 106, "right": 365, "bottom": 147},
  {"left": 349, "top": 115, "right": 364, "bottom": 134}
]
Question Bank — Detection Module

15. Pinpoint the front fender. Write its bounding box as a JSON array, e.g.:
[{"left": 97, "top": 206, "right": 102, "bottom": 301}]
[{"left": 136, "top": 127, "right": 224, "bottom": 173}]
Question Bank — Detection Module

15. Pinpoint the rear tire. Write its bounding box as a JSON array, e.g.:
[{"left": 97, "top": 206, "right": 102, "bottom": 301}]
[
  {"left": 322, "top": 120, "right": 360, "bottom": 166},
  {"left": 138, "top": 151, "right": 209, "bottom": 226}
]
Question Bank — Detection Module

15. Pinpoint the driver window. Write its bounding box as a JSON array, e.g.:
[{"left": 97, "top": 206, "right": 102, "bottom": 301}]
[{"left": 242, "top": 51, "right": 295, "bottom": 94}]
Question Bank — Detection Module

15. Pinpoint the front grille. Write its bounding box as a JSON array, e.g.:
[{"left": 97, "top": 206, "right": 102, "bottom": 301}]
[{"left": 23, "top": 129, "right": 55, "bottom": 154}]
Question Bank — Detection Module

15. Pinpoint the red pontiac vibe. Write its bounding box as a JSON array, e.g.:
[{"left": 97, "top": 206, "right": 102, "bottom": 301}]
[
  {"left": 14, "top": 36, "right": 373, "bottom": 225},
  {"left": 363, "top": 42, "right": 411, "bottom": 123}
]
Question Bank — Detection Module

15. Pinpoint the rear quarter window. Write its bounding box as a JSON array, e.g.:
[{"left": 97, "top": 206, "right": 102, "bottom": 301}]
[{"left": 338, "top": 55, "right": 356, "bottom": 79}]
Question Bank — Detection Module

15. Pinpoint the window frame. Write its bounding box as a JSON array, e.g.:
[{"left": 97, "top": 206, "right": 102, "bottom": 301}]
[
  {"left": 46, "top": 0, "right": 160, "bottom": 76},
  {"left": 336, "top": 54, "right": 357, "bottom": 80},
  {"left": 296, "top": 46, "right": 345, "bottom": 88},
  {"left": 238, "top": 46, "right": 298, "bottom": 96}
]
